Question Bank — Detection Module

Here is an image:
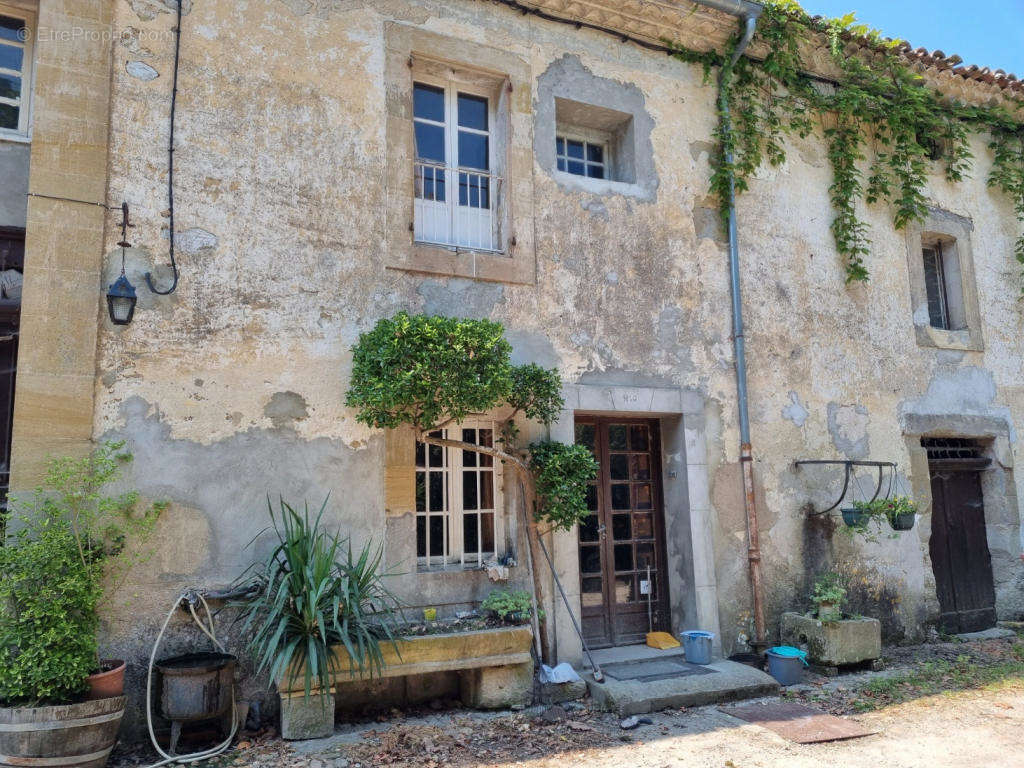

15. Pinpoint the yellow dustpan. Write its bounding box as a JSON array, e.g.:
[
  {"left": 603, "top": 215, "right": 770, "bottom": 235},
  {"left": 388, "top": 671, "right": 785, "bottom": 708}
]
[{"left": 646, "top": 631, "right": 681, "bottom": 650}]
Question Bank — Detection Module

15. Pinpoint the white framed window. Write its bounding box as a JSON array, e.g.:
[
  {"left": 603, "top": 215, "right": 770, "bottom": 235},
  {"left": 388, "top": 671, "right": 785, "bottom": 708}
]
[
  {"left": 0, "top": 4, "right": 34, "bottom": 138},
  {"left": 415, "top": 420, "right": 503, "bottom": 570},
  {"left": 412, "top": 73, "right": 500, "bottom": 252},
  {"left": 556, "top": 131, "right": 608, "bottom": 180}
]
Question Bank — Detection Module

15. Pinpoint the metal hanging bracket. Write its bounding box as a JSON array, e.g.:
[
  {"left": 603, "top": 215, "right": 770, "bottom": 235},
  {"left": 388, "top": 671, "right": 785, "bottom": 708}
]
[{"left": 793, "top": 460, "right": 897, "bottom": 515}]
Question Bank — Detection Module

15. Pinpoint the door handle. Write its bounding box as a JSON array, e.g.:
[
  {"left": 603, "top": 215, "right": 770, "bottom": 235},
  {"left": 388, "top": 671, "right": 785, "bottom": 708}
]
[{"left": 597, "top": 524, "right": 607, "bottom": 540}]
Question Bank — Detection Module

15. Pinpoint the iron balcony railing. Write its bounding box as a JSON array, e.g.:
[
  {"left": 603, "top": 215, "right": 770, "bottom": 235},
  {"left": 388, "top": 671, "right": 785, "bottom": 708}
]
[{"left": 413, "top": 160, "right": 502, "bottom": 252}]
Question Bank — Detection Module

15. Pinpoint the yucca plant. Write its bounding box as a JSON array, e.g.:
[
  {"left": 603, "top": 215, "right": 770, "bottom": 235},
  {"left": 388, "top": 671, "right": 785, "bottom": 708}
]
[{"left": 236, "top": 497, "right": 401, "bottom": 700}]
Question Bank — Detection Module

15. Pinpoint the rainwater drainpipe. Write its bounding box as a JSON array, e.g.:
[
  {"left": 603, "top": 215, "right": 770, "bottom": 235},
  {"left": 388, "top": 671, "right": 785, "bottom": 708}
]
[{"left": 690, "top": 0, "right": 767, "bottom": 648}]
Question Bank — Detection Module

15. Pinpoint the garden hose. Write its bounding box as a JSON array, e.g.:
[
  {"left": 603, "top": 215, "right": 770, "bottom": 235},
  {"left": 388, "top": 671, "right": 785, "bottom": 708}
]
[{"left": 143, "top": 590, "right": 239, "bottom": 767}]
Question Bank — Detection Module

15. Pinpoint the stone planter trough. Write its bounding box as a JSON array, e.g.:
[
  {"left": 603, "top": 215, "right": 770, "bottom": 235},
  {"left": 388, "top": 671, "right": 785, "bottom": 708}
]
[
  {"left": 278, "top": 625, "right": 534, "bottom": 739},
  {"left": 780, "top": 612, "right": 881, "bottom": 670}
]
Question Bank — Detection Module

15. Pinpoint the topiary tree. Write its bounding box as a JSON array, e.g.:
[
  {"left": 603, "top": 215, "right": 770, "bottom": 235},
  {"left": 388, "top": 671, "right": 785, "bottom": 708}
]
[{"left": 346, "top": 312, "right": 597, "bottom": 659}]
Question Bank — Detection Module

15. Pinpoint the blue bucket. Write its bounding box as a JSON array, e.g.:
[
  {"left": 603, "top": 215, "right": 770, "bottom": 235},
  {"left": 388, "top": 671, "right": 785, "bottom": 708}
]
[
  {"left": 766, "top": 646, "right": 808, "bottom": 686},
  {"left": 681, "top": 630, "right": 714, "bottom": 665}
]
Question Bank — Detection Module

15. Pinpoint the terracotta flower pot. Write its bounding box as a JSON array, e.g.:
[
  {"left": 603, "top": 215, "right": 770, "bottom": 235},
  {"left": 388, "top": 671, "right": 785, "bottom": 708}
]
[{"left": 86, "top": 660, "right": 126, "bottom": 700}]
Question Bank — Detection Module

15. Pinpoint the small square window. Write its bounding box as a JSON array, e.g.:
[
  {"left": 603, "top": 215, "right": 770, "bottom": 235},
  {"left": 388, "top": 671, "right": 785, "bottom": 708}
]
[{"left": 556, "top": 134, "right": 607, "bottom": 180}]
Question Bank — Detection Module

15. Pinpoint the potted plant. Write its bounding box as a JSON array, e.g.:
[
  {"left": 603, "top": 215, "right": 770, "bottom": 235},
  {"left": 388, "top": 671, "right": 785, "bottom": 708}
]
[
  {"left": 810, "top": 570, "right": 847, "bottom": 623},
  {"left": 236, "top": 497, "right": 402, "bottom": 740},
  {"left": 845, "top": 496, "right": 917, "bottom": 533},
  {"left": 878, "top": 495, "right": 917, "bottom": 531},
  {"left": 481, "top": 589, "right": 542, "bottom": 625},
  {"left": 0, "top": 442, "right": 163, "bottom": 768},
  {"left": 841, "top": 505, "right": 871, "bottom": 529}
]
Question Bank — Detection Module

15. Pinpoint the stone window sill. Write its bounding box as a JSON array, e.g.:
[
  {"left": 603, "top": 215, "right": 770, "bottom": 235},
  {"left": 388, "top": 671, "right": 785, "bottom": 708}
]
[
  {"left": 388, "top": 241, "right": 534, "bottom": 285},
  {"left": 914, "top": 323, "right": 983, "bottom": 352},
  {"left": 552, "top": 170, "right": 649, "bottom": 201}
]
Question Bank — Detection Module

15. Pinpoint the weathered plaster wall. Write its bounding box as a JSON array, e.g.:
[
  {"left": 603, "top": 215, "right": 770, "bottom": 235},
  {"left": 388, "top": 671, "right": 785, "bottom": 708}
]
[
  {"left": 37, "top": 0, "right": 1024, "bottom": 714},
  {"left": 0, "top": 140, "right": 29, "bottom": 228}
]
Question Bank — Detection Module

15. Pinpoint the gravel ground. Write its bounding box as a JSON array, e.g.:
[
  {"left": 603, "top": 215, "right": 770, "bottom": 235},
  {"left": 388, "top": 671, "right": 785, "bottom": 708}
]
[{"left": 112, "top": 634, "right": 1024, "bottom": 768}]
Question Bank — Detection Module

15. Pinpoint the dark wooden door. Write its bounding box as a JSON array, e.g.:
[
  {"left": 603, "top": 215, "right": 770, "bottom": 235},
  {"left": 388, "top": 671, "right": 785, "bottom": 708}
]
[
  {"left": 575, "top": 418, "right": 670, "bottom": 647},
  {"left": 929, "top": 464, "right": 996, "bottom": 633},
  {"left": 0, "top": 227, "right": 21, "bottom": 515}
]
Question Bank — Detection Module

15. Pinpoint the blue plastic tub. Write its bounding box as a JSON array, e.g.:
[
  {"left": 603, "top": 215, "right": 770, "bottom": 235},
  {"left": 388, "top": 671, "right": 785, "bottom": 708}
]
[
  {"left": 681, "top": 630, "right": 714, "bottom": 665},
  {"left": 766, "top": 646, "right": 808, "bottom": 686}
]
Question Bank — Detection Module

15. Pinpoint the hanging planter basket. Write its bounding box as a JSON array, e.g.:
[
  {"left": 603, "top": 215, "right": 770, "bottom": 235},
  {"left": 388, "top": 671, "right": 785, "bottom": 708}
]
[
  {"left": 841, "top": 507, "right": 870, "bottom": 528},
  {"left": 889, "top": 511, "right": 916, "bottom": 531}
]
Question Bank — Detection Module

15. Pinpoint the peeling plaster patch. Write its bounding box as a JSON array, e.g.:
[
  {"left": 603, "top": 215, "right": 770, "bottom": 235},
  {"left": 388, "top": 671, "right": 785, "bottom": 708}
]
[
  {"left": 129, "top": 0, "right": 191, "bottom": 22},
  {"left": 264, "top": 391, "right": 309, "bottom": 429},
  {"left": 126, "top": 61, "right": 159, "bottom": 81},
  {"left": 606, "top": 271, "right": 618, "bottom": 284},
  {"left": 782, "top": 391, "right": 809, "bottom": 427},
  {"left": 417, "top": 278, "right": 503, "bottom": 319},
  {"left": 689, "top": 140, "right": 715, "bottom": 163},
  {"left": 582, "top": 199, "right": 608, "bottom": 219},
  {"left": 174, "top": 228, "right": 218, "bottom": 255},
  {"left": 900, "top": 366, "right": 1016, "bottom": 442},
  {"left": 692, "top": 204, "right": 723, "bottom": 242},
  {"left": 103, "top": 397, "right": 381, "bottom": 583},
  {"left": 506, "top": 330, "right": 560, "bottom": 369},
  {"left": 827, "top": 402, "right": 870, "bottom": 459}
]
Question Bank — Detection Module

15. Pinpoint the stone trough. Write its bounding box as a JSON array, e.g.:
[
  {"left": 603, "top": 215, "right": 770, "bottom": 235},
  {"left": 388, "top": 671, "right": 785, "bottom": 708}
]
[
  {"left": 278, "top": 625, "right": 534, "bottom": 739},
  {"left": 780, "top": 612, "right": 882, "bottom": 673}
]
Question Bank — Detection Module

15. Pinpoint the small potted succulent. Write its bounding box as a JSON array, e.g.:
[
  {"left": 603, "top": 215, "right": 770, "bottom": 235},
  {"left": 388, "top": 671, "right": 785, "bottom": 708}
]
[{"left": 810, "top": 570, "right": 847, "bottom": 623}]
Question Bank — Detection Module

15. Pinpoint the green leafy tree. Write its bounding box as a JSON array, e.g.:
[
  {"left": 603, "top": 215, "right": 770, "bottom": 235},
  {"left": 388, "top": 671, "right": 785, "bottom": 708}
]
[{"left": 346, "top": 312, "right": 598, "bottom": 660}]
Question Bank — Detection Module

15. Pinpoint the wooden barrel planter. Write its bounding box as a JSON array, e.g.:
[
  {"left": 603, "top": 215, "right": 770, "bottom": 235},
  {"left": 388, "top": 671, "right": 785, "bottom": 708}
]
[{"left": 0, "top": 696, "right": 126, "bottom": 768}]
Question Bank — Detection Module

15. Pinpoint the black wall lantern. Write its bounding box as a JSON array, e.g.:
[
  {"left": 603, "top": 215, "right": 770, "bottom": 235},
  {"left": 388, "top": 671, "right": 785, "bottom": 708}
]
[{"left": 106, "top": 202, "right": 138, "bottom": 325}]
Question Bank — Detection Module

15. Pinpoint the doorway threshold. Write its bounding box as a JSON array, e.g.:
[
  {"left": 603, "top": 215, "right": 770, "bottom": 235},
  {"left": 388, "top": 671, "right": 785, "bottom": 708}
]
[
  {"left": 583, "top": 657, "right": 779, "bottom": 715},
  {"left": 583, "top": 643, "right": 686, "bottom": 668}
]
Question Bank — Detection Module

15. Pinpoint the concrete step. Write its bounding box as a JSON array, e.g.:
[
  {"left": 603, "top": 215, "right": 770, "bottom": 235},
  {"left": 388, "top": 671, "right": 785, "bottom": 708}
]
[{"left": 584, "top": 658, "right": 780, "bottom": 716}]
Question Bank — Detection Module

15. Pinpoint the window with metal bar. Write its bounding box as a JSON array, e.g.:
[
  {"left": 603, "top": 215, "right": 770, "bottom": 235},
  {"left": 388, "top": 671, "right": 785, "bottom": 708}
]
[
  {"left": 922, "top": 244, "right": 950, "bottom": 330},
  {"left": 0, "top": 7, "right": 33, "bottom": 136},
  {"left": 415, "top": 421, "right": 502, "bottom": 570},
  {"left": 413, "top": 79, "right": 499, "bottom": 251},
  {"left": 922, "top": 240, "right": 966, "bottom": 331}
]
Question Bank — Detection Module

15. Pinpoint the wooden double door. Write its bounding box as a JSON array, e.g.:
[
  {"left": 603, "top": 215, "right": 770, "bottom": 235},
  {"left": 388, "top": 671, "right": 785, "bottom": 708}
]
[
  {"left": 929, "top": 462, "right": 997, "bottom": 633},
  {"left": 575, "top": 418, "right": 671, "bottom": 647}
]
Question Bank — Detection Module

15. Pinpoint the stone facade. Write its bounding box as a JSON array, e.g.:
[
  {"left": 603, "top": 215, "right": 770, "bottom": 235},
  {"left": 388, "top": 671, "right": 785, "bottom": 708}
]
[{"left": 6, "top": 0, "right": 1024, "bottom": 732}]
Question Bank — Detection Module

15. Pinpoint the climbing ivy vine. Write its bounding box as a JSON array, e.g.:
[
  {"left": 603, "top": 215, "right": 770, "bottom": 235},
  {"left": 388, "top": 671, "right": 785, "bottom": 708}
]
[{"left": 667, "top": 0, "right": 1024, "bottom": 285}]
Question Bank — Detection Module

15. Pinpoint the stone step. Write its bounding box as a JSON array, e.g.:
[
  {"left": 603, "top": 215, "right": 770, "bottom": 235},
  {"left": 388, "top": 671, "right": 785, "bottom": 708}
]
[{"left": 584, "top": 658, "right": 780, "bottom": 716}]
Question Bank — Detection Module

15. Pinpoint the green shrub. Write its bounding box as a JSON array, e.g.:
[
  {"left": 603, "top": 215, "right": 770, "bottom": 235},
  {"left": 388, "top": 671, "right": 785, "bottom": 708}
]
[
  {"left": 0, "top": 441, "right": 164, "bottom": 707},
  {"left": 0, "top": 518, "right": 101, "bottom": 706},
  {"left": 237, "top": 497, "right": 402, "bottom": 699},
  {"left": 481, "top": 589, "right": 542, "bottom": 622}
]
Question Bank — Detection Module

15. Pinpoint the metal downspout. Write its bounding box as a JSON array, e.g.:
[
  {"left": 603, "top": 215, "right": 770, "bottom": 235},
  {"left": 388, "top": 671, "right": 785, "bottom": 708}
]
[{"left": 692, "top": 0, "right": 767, "bottom": 647}]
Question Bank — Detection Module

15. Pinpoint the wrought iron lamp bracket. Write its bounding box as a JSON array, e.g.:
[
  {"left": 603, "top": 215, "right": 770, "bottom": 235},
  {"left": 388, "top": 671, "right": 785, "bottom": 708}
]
[{"left": 793, "top": 460, "right": 897, "bottom": 516}]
